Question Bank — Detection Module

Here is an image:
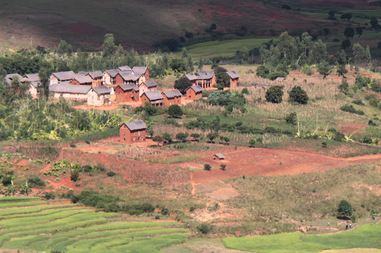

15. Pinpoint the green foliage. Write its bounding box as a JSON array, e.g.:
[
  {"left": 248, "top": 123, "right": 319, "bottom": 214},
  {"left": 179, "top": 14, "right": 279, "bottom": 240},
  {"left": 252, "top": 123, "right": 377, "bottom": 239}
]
[
  {"left": 317, "top": 61, "right": 331, "bottom": 78},
  {"left": 265, "top": 86, "right": 284, "bottom": 104},
  {"left": 174, "top": 76, "right": 192, "bottom": 94},
  {"left": 162, "top": 133, "right": 173, "bottom": 144},
  {"left": 288, "top": 86, "right": 309, "bottom": 105},
  {"left": 27, "top": 176, "right": 46, "bottom": 188},
  {"left": 338, "top": 79, "right": 349, "bottom": 95},
  {"left": 340, "top": 104, "right": 365, "bottom": 115},
  {"left": 57, "top": 40, "right": 73, "bottom": 55},
  {"left": 102, "top": 33, "right": 117, "bottom": 57},
  {"left": 285, "top": 112, "right": 297, "bottom": 125},
  {"left": 176, "top": 132, "right": 188, "bottom": 142},
  {"left": 204, "top": 164, "right": 212, "bottom": 171},
  {"left": 206, "top": 132, "right": 218, "bottom": 143},
  {"left": 214, "top": 66, "right": 230, "bottom": 90},
  {"left": 43, "top": 192, "right": 56, "bottom": 200},
  {"left": 167, "top": 105, "right": 183, "bottom": 118},
  {"left": 352, "top": 43, "right": 372, "bottom": 66},
  {"left": 241, "top": 88, "right": 249, "bottom": 95},
  {"left": 207, "top": 91, "right": 246, "bottom": 112},
  {"left": 197, "top": 223, "right": 212, "bottom": 234},
  {"left": 337, "top": 200, "right": 353, "bottom": 219},
  {"left": 106, "top": 171, "right": 116, "bottom": 177},
  {"left": 301, "top": 65, "right": 313, "bottom": 76}
]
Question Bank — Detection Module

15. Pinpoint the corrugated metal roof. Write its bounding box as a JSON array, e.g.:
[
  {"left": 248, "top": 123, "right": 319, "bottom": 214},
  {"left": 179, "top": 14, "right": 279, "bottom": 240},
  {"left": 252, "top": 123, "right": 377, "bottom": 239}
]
[
  {"left": 50, "top": 83, "right": 91, "bottom": 94},
  {"left": 51, "top": 71, "right": 76, "bottom": 81},
  {"left": 162, "top": 89, "right": 182, "bottom": 99},
  {"left": 142, "top": 90, "right": 163, "bottom": 101},
  {"left": 124, "top": 120, "right": 147, "bottom": 131}
]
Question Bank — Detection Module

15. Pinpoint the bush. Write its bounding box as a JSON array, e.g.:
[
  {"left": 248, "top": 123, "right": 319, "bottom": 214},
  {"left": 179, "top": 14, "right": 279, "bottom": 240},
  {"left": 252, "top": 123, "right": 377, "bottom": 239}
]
[
  {"left": 197, "top": 223, "right": 212, "bottom": 234},
  {"left": 241, "top": 88, "right": 249, "bottom": 95},
  {"left": 167, "top": 105, "right": 183, "bottom": 118},
  {"left": 256, "top": 65, "right": 270, "bottom": 78},
  {"left": 106, "top": 171, "right": 116, "bottom": 177},
  {"left": 162, "top": 133, "right": 172, "bottom": 144},
  {"left": 352, "top": 99, "right": 364, "bottom": 105},
  {"left": 176, "top": 132, "right": 189, "bottom": 142},
  {"left": 288, "top": 86, "right": 309, "bottom": 104},
  {"left": 28, "top": 176, "right": 46, "bottom": 188},
  {"left": 70, "top": 169, "right": 80, "bottom": 182},
  {"left": 285, "top": 112, "right": 298, "bottom": 125},
  {"left": 174, "top": 76, "right": 192, "bottom": 94},
  {"left": 204, "top": 164, "right": 212, "bottom": 171},
  {"left": 337, "top": 200, "right": 353, "bottom": 219},
  {"left": 338, "top": 79, "right": 349, "bottom": 95},
  {"left": 301, "top": 65, "right": 313, "bottom": 76},
  {"left": 161, "top": 207, "right": 170, "bottom": 216},
  {"left": 265, "top": 86, "right": 284, "bottom": 103},
  {"left": 340, "top": 104, "right": 365, "bottom": 115},
  {"left": 43, "top": 192, "right": 56, "bottom": 200},
  {"left": 220, "top": 164, "right": 227, "bottom": 171}
]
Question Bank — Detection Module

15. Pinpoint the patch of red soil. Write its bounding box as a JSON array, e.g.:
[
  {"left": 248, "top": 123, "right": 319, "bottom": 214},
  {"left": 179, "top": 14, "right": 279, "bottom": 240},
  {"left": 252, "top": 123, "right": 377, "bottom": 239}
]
[
  {"left": 72, "top": 104, "right": 120, "bottom": 111},
  {"left": 47, "top": 176, "right": 75, "bottom": 191},
  {"left": 339, "top": 123, "right": 367, "bottom": 135}
]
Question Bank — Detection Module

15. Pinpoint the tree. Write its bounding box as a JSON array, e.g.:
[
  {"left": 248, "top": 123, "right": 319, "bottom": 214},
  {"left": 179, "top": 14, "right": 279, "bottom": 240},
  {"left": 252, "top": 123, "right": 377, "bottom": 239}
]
[
  {"left": 176, "top": 132, "right": 188, "bottom": 142},
  {"left": 285, "top": 112, "right": 298, "bottom": 125},
  {"left": 39, "top": 66, "right": 52, "bottom": 100},
  {"left": 20, "top": 181, "right": 32, "bottom": 196},
  {"left": 344, "top": 27, "right": 355, "bottom": 38},
  {"left": 174, "top": 76, "right": 192, "bottom": 94},
  {"left": 256, "top": 65, "right": 270, "bottom": 78},
  {"left": 337, "top": 200, "right": 353, "bottom": 219},
  {"left": 207, "top": 132, "right": 218, "bottom": 143},
  {"left": 214, "top": 66, "right": 230, "bottom": 90},
  {"left": 167, "top": 105, "right": 183, "bottom": 118},
  {"left": 338, "top": 79, "right": 349, "bottom": 95},
  {"left": 265, "top": 85, "right": 284, "bottom": 103},
  {"left": 57, "top": 40, "right": 73, "bottom": 54},
  {"left": 370, "top": 17, "right": 380, "bottom": 29},
  {"left": 328, "top": 10, "right": 336, "bottom": 20},
  {"left": 341, "top": 39, "right": 351, "bottom": 50},
  {"left": 317, "top": 61, "right": 331, "bottom": 79},
  {"left": 102, "top": 33, "right": 117, "bottom": 57},
  {"left": 337, "top": 65, "right": 347, "bottom": 77},
  {"left": 288, "top": 86, "right": 309, "bottom": 105},
  {"left": 191, "top": 133, "right": 201, "bottom": 141},
  {"left": 162, "top": 133, "right": 172, "bottom": 144},
  {"left": 352, "top": 43, "right": 372, "bottom": 66},
  {"left": 340, "top": 13, "right": 352, "bottom": 21},
  {"left": 356, "top": 27, "right": 363, "bottom": 37}
]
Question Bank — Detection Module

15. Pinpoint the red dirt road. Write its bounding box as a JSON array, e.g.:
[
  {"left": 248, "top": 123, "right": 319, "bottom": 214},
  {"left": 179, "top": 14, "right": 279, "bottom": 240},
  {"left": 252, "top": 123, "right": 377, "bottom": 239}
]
[{"left": 192, "top": 148, "right": 381, "bottom": 184}]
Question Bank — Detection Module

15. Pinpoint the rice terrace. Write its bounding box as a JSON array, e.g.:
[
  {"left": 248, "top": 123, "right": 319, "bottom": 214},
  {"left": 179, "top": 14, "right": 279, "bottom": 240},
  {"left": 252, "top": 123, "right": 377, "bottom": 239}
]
[{"left": 0, "top": 0, "right": 381, "bottom": 252}]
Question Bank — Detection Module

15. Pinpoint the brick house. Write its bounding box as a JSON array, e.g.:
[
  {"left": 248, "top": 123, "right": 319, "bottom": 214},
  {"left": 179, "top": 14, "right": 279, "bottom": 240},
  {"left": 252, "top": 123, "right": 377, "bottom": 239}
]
[
  {"left": 119, "top": 120, "right": 147, "bottom": 144},
  {"left": 86, "top": 71, "right": 103, "bottom": 87},
  {"left": 138, "top": 79, "right": 158, "bottom": 97},
  {"left": 87, "top": 86, "right": 113, "bottom": 106},
  {"left": 114, "top": 83, "right": 139, "bottom": 102},
  {"left": 185, "top": 85, "right": 203, "bottom": 100},
  {"left": 114, "top": 72, "right": 140, "bottom": 87},
  {"left": 102, "top": 69, "right": 120, "bottom": 87},
  {"left": 70, "top": 74, "right": 93, "bottom": 86},
  {"left": 118, "top": 66, "right": 132, "bottom": 72},
  {"left": 226, "top": 71, "right": 240, "bottom": 89},
  {"left": 162, "top": 89, "right": 182, "bottom": 106},
  {"left": 140, "top": 90, "right": 163, "bottom": 107},
  {"left": 185, "top": 71, "right": 216, "bottom": 89},
  {"left": 49, "top": 82, "right": 91, "bottom": 101},
  {"left": 50, "top": 71, "right": 76, "bottom": 85},
  {"left": 132, "top": 66, "right": 150, "bottom": 82},
  {"left": 22, "top": 73, "right": 41, "bottom": 99}
]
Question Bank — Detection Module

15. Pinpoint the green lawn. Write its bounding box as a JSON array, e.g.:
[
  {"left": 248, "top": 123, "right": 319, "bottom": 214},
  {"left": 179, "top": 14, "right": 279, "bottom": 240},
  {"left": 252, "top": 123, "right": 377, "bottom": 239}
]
[
  {"left": 223, "top": 223, "right": 381, "bottom": 253},
  {"left": 0, "top": 198, "right": 189, "bottom": 253},
  {"left": 184, "top": 37, "right": 272, "bottom": 59}
]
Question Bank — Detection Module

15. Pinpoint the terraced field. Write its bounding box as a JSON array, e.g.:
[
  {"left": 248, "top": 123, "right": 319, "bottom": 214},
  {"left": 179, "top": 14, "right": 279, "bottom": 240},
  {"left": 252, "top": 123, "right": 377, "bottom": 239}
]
[{"left": 0, "top": 197, "right": 190, "bottom": 253}]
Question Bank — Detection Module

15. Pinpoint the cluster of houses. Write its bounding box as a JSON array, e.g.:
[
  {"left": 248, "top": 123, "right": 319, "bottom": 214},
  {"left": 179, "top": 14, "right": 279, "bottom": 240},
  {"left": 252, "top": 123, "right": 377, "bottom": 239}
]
[{"left": 4, "top": 66, "right": 240, "bottom": 107}]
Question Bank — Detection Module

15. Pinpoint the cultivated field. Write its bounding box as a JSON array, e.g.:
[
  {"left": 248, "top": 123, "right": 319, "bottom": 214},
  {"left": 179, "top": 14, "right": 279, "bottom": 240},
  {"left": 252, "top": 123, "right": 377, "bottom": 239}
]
[{"left": 0, "top": 197, "right": 189, "bottom": 253}]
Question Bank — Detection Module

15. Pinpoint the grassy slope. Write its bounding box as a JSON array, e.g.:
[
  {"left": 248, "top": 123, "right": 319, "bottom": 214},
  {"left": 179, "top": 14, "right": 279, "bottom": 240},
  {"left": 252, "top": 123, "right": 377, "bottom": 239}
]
[
  {"left": 223, "top": 223, "right": 381, "bottom": 253},
  {"left": 0, "top": 198, "right": 189, "bottom": 253},
  {"left": 0, "top": 0, "right": 378, "bottom": 50}
]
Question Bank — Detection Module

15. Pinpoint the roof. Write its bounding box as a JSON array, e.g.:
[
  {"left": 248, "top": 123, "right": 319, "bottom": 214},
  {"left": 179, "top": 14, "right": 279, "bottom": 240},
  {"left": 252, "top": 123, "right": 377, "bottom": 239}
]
[
  {"left": 93, "top": 86, "right": 112, "bottom": 95},
  {"left": 226, "top": 71, "right": 240, "bottom": 79},
  {"left": 73, "top": 74, "right": 93, "bottom": 84},
  {"left": 214, "top": 153, "right": 225, "bottom": 159},
  {"left": 122, "top": 120, "right": 147, "bottom": 131},
  {"left": 185, "top": 71, "right": 214, "bottom": 81},
  {"left": 132, "top": 66, "right": 148, "bottom": 76},
  {"left": 87, "top": 71, "right": 103, "bottom": 79},
  {"left": 4, "top": 73, "right": 23, "bottom": 85},
  {"left": 186, "top": 85, "right": 203, "bottom": 93},
  {"left": 118, "top": 66, "right": 132, "bottom": 72},
  {"left": 162, "top": 89, "right": 182, "bottom": 99},
  {"left": 118, "top": 71, "right": 140, "bottom": 82},
  {"left": 119, "top": 83, "right": 137, "bottom": 91},
  {"left": 51, "top": 71, "right": 76, "bottom": 81},
  {"left": 144, "top": 79, "right": 158, "bottom": 88},
  {"left": 49, "top": 83, "right": 92, "bottom": 94},
  {"left": 142, "top": 90, "right": 163, "bottom": 101},
  {"left": 23, "top": 73, "right": 40, "bottom": 83},
  {"left": 104, "top": 69, "right": 120, "bottom": 78}
]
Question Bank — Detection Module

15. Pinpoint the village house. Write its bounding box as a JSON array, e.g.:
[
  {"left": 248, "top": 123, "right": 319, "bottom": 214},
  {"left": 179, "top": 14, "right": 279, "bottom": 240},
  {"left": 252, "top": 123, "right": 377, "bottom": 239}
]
[
  {"left": 226, "top": 71, "right": 240, "bottom": 89},
  {"left": 185, "top": 85, "right": 203, "bottom": 100},
  {"left": 114, "top": 83, "right": 139, "bottom": 103},
  {"left": 119, "top": 120, "right": 147, "bottom": 144},
  {"left": 49, "top": 82, "right": 91, "bottom": 101},
  {"left": 114, "top": 71, "right": 140, "bottom": 87},
  {"left": 138, "top": 79, "right": 158, "bottom": 97},
  {"left": 50, "top": 71, "right": 76, "bottom": 85},
  {"left": 140, "top": 90, "right": 163, "bottom": 107},
  {"left": 118, "top": 66, "right": 132, "bottom": 72},
  {"left": 86, "top": 71, "right": 103, "bottom": 87},
  {"left": 22, "top": 73, "right": 41, "bottom": 99},
  {"left": 102, "top": 69, "right": 120, "bottom": 87},
  {"left": 70, "top": 74, "right": 93, "bottom": 86},
  {"left": 162, "top": 89, "right": 182, "bottom": 106},
  {"left": 87, "top": 86, "right": 113, "bottom": 106},
  {"left": 132, "top": 66, "right": 150, "bottom": 82},
  {"left": 185, "top": 71, "right": 216, "bottom": 89}
]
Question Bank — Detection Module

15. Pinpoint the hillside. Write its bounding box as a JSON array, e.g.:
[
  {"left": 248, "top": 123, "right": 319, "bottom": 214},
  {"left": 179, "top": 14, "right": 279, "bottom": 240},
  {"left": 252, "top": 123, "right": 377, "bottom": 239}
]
[{"left": 0, "top": 0, "right": 379, "bottom": 50}]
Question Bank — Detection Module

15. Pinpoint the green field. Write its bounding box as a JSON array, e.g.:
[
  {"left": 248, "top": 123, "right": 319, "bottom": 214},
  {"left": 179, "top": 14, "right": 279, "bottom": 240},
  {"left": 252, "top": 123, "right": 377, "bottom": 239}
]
[
  {"left": 183, "top": 37, "right": 272, "bottom": 59},
  {"left": 223, "top": 223, "right": 381, "bottom": 253},
  {"left": 0, "top": 197, "right": 189, "bottom": 253}
]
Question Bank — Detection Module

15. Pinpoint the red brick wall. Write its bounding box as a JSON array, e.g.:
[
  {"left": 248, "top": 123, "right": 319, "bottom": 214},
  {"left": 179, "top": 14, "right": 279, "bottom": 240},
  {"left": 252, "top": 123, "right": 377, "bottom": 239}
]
[
  {"left": 114, "top": 74, "right": 124, "bottom": 85},
  {"left": 115, "top": 86, "right": 137, "bottom": 102},
  {"left": 186, "top": 89, "right": 202, "bottom": 100},
  {"left": 144, "top": 69, "right": 150, "bottom": 81},
  {"left": 163, "top": 96, "right": 181, "bottom": 107},
  {"left": 230, "top": 78, "right": 239, "bottom": 89},
  {"left": 119, "top": 125, "right": 147, "bottom": 143}
]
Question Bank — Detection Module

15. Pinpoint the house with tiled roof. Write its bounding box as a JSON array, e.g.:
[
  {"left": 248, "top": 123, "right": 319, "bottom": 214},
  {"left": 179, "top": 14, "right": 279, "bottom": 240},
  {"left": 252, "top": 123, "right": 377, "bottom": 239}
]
[
  {"left": 185, "top": 71, "right": 216, "bottom": 89},
  {"left": 138, "top": 79, "right": 158, "bottom": 97},
  {"left": 86, "top": 71, "right": 103, "bottom": 87},
  {"left": 22, "top": 73, "right": 41, "bottom": 99},
  {"left": 185, "top": 85, "right": 203, "bottom": 100},
  {"left": 114, "top": 83, "right": 139, "bottom": 102},
  {"left": 132, "top": 66, "right": 150, "bottom": 82},
  {"left": 102, "top": 69, "right": 120, "bottom": 86},
  {"left": 119, "top": 120, "right": 147, "bottom": 144},
  {"left": 140, "top": 90, "right": 163, "bottom": 107},
  {"left": 226, "top": 71, "right": 240, "bottom": 89},
  {"left": 70, "top": 74, "right": 93, "bottom": 86},
  {"left": 50, "top": 71, "right": 76, "bottom": 85},
  {"left": 162, "top": 89, "right": 182, "bottom": 106},
  {"left": 49, "top": 82, "right": 91, "bottom": 101},
  {"left": 87, "top": 86, "right": 114, "bottom": 106}
]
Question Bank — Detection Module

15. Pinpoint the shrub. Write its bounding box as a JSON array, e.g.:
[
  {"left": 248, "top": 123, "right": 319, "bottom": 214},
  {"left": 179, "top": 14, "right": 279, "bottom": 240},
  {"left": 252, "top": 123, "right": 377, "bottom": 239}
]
[
  {"left": 301, "top": 65, "right": 313, "bottom": 76},
  {"left": 204, "top": 164, "right": 212, "bottom": 171},
  {"left": 317, "top": 61, "right": 331, "bottom": 78},
  {"left": 167, "top": 105, "right": 183, "bottom": 118},
  {"left": 337, "top": 200, "right": 353, "bottom": 219},
  {"left": 28, "top": 176, "right": 46, "bottom": 188},
  {"left": 161, "top": 207, "right": 170, "bottom": 216},
  {"left": 220, "top": 164, "right": 227, "bottom": 171},
  {"left": 256, "top": 65, "right": 270, "bottom": 78},
  {"left": 106, "top": 171, "right": 116, "bottom": 177},
  {"left": 265, "top": 86, "right": 284, "bottom": 103},
  {"left": 241, "top": 88, "right": 249, "bottom": 95},
  {"left": 352, "top": 99, "right": 364, "bottom": 105},
  {"left": 70, "top": 169, "right": 80, "bottom": 182},
  {"left": 288, "top": 86, "right": 309, "bottom": 104},
  {"left": 338, "top": 79, "right": 349, "bottom": 95},
  {"left": 327, "top": 128, "right": 345, "bottom": 142},
  {"left": 285, "top": 112, "right": 298, "bottom": 125},
  {"left": 162, "top": 133, "right": 173, "bottom": 144},
  {"left": 197, "top": 223, "right": 212, "bottom": 234},
  {"left": 340, "top": 104, "right": 365, "bottom": 115},
  {"left": 321, "top": 141, "right": 328, "bottom": 148},
  {"left": 174, "top": 76, "right": 192, "bottom": 93},
  {"left": 207, "top": 132, "right": 218, "bottom": 143},
  {"left": 176, "top": 132, "right": 189, "bottom": 142},
  {"left": 43, "top": 192, "right": 56, "bottom": 200}
]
